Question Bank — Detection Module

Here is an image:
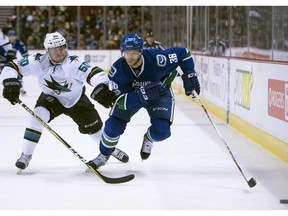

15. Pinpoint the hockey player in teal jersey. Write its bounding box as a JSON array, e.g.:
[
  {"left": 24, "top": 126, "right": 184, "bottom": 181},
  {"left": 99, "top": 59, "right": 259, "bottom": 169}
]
[
  {"left": 1, "top": 31, "right": 129, "bottom": 171},
  {"left": 88, "top": 33, "right": 200, "bottom": 169}
]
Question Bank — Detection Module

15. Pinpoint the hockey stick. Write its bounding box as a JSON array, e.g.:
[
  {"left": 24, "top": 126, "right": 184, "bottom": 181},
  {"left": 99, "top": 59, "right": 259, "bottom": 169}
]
[
  {"left": 191, "top": 90, "right": 257, "bottom": 188},
  {"left": 17, "top": 99, "right": 134, "bottom": 184}
]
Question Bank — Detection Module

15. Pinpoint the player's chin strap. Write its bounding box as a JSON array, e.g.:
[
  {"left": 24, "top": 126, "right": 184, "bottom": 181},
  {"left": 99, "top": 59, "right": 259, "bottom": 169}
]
[{"left": 191, "top": 90, "right": 256, "bottom": 188}]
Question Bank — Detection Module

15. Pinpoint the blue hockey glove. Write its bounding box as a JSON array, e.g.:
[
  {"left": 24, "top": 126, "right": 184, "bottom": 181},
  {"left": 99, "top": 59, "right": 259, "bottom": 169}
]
[
  {"left": 2, "top": 78, "right": 21, "bottom": 105},
  {"left": 138, "top": 82, "right": 167, "bottom": 103},
  {"left": 91, "top": 83, "right": 116, "bottom": 108},
  {"left": 181, "top": 71, "right": 200, "bottom": 96}
]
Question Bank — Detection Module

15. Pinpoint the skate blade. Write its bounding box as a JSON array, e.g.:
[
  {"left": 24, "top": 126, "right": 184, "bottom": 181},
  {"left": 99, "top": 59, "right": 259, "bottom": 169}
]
[{"left": 17, "top": 169, "right": 23, "bottom": 174}]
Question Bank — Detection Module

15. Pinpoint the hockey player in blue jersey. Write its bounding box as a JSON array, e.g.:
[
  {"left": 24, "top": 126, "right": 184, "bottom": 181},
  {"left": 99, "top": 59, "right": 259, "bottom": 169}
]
[
  {"left": 88, "top": 33, "right": 200, "bottom": 169},
  {"left": 7, "top": 29, "right": 29, "bottom": 95},
  {"left": 7, "top": 29, "right": 29, "bottom": 59}
]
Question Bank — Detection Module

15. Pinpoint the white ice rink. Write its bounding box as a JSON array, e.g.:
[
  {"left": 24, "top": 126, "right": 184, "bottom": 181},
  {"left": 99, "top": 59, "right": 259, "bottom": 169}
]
[{"left": 0, "top": 76, "right": 288, "bottom": 215}]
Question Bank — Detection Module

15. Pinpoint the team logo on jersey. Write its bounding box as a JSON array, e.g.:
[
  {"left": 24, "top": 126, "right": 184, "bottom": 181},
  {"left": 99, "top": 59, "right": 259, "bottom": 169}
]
[
  {"left": 34, "top": 53, "right": 44, "bottom": 61},
  {"left": 156, "top": 54, "right": 167, "bottom": 67},
  {"left": 69, "top": 55, "right": 79, "bottom": 63},
  {"left": 44, "top": 75, "right": 72, "bottom": 95},
  {"left": 109, "top": 65, "right": 117, "bottom": 77}
]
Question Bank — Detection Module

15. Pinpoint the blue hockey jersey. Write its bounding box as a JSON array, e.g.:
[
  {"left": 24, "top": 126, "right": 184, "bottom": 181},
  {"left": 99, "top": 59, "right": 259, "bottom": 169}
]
[
  {"left": 109, "top": 47, "right": 194, "bottom": 94},
  {"left": 108, "top": 47, "right": 195, "bottom": 109},
  {"left": 11, "top": 39, "right": 28, "bottom": 58}
]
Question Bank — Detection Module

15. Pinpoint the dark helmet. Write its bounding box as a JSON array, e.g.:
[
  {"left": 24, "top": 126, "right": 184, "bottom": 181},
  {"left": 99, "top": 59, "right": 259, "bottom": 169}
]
[
  {"left": 146, "top": 31, "right": 154, "bottom": 37},
  {"left": 7, "top": 29, "right": 17, "bottom": 36},
  {"left": 120, "top": 33, "right": 143, "bottom": 52}
]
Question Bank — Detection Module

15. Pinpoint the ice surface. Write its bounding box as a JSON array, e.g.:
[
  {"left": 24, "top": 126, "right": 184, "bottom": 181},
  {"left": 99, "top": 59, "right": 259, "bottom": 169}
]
[{"left": 0, "top": 76, "right": 287, "bottom": 216}]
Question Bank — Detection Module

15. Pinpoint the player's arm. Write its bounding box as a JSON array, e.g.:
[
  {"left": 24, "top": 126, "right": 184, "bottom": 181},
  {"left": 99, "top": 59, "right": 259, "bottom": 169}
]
[
  {"left": 177, "top": 48, "right": 201, "bottom": 96},
  {"left": 115, "top": 82, "right": 167, "bottom": 110},
  {"left": 86, "top": 65, "right": 116, "bottom": 108},
  {"left": 1, "top": 60, "right": 22, "bottom": 105},
  {"left": 19, "top": 41, "right": 29, "bottom": 58},
  {"left": 1, "top": 40, "right": 12, "bottom": 52},
  {"left": 0, "top": 43, "right": 16, "bottom": 62}
]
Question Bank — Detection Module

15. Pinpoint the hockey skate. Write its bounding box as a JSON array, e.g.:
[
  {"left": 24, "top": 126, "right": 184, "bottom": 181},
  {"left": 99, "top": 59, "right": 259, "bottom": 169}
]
[
  {"left": 112, "top": 148, "right": 129, "bottom": 163},
  {"left": 15, "top": 153, "right": 32, "bottom": 172},
  {"left": 86, "top": 153, "right": 110, "bottom": 170},
  {"left": 140, "top": 133, "right": 153, "bottom": 160},
  {"left": 85, "top": 148, "right": 128, "bottom": 173}
]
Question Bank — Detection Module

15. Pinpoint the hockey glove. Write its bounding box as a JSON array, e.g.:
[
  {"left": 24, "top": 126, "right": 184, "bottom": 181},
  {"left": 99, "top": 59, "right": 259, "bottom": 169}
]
[
  {"left": 182, "top": 71, "right": 201, "bottom": 96},
  {"left": 91, "top": 83, "right": 116, "bottom": 108},
  {"left": 138, "top": 82, "right": 167, "bottom": 103},
  {"left": 2, "top": 78, "right": 21, "bottom": 105}
]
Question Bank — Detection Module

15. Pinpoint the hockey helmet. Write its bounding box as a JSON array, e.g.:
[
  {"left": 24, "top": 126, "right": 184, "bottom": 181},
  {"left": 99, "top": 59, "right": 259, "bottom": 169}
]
[
  {"left": 7, "top": 29, "right": 17, "bottom": 36},
  {"left": 146, "top": 31, "right": 154, "bottom": 37},
  {"left": 120, "top": 33, "right": 143, "bottom": 52},
  {"left": 43, "top": 32, "right": 67, "bottom": 51}
]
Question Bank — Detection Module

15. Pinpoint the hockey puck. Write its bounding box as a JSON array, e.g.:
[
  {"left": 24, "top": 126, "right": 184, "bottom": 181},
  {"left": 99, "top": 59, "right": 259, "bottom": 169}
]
[{"left": 280, "top": 199, "right": 288, "bottom": 204}]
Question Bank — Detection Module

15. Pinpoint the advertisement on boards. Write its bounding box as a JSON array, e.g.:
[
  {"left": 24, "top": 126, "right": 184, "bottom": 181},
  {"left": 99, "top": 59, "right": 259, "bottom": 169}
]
[
  {"left": 194, "top": 56, "right": 228, "bottom": 111},
  {"left": 268, "top": 79, "right": 288, "bottom": 123}
]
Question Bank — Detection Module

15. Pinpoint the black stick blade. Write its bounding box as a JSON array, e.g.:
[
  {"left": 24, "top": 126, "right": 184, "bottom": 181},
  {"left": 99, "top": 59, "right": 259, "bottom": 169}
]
[
  {"left": 98, "top": 172, "right": 135, "bottom": 184},
  {"left": 248, "top": 178, "right": 257, "bottom": 188},
  {"left": 280, "top": 199, "right": 288, "bottom": 204},
  {"left": 86, "top": 163, "right": 135, "bottom": 184}
]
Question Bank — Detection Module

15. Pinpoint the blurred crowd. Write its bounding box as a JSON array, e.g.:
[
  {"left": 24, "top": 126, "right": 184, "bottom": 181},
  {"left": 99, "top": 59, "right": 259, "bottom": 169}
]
[
  {"left": 1, "top": 6, "right": 154, "bottom": 50},
  {"left": 2, "top": 6, "right": 287, "bottom": 56}
]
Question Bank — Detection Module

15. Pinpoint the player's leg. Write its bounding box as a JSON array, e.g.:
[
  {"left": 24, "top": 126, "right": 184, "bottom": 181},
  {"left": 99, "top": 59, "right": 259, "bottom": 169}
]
[
  {"left": 66, "top": 94, "right": 131, "bottom": 166},
  {"left": 140, "top": 118, "right": 171, "bottom": 160},
  {"left": 87, "top": 105, "right": 138, "bottom": 169},
  {"left": 140, "top": 92, "right": 174, "bottom": 160},
  {"left": 16, "top": 94, "right": 63, "bottom": 170},
  {"left": 88, "top": 116, "right": 129, "bottom": 169}
]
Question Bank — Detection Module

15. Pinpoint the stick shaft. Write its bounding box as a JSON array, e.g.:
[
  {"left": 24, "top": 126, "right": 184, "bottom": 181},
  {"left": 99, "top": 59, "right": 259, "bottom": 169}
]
[{"left": 192, "top": 91, "right": 250, "bottom": 183}]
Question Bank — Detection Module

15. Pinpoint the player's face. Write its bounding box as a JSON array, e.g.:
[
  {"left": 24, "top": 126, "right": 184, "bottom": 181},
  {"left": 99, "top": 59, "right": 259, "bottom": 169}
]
[
  {"left": 48, "top": 45, "right": 67, "bottom": 63},
  {"left": 123, "top": 50, "right": 142, "bottom": 67},
  {"left": 146, "top": 37, "right": 154, "bottom": 45},
  {"left": 8, "top": 36, "right": 16, "bottom": 43}
]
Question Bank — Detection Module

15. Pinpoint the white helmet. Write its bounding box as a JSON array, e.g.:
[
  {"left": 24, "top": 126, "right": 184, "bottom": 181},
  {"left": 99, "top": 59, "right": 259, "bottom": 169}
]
[{"left": 43, "top": 31, "right": 67, "bottom": 51}]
